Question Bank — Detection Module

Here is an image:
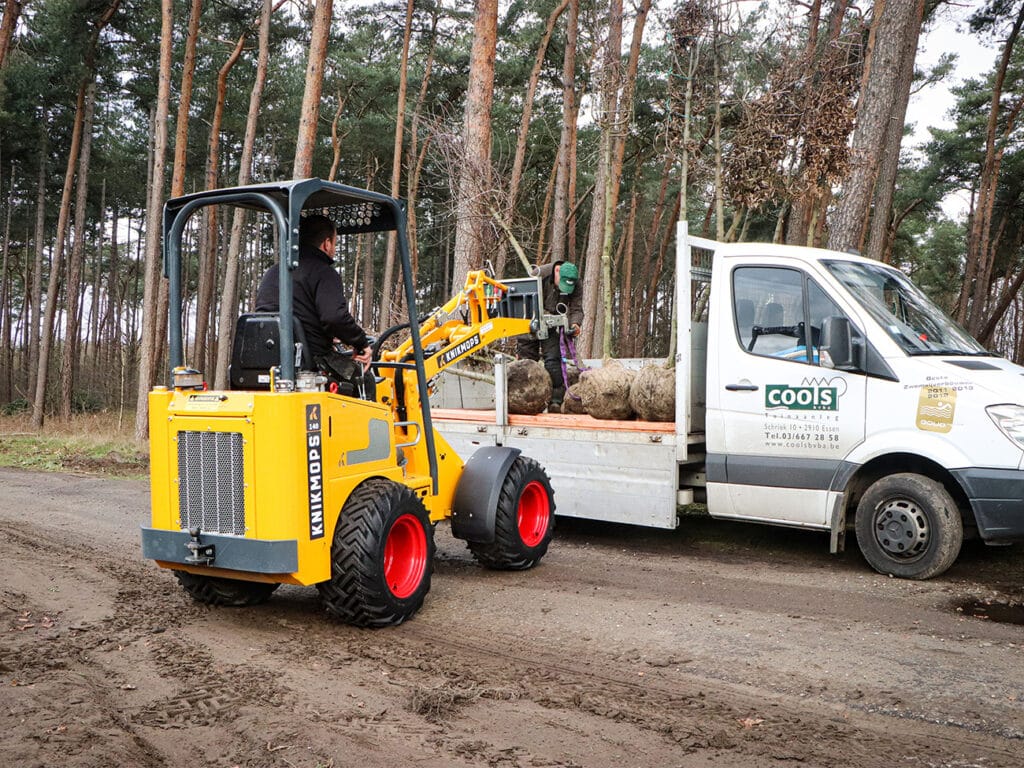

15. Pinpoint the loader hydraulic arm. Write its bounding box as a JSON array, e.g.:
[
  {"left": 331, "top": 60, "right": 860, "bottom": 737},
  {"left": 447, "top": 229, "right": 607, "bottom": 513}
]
[{"left": 380, "top": 270, "right": 551, "bottom": 379}]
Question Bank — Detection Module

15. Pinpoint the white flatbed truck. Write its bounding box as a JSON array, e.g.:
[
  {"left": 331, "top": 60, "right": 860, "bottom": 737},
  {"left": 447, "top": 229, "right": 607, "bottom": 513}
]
[{"left": 432, "top": 224, "right": 1024, "bottom": 579}]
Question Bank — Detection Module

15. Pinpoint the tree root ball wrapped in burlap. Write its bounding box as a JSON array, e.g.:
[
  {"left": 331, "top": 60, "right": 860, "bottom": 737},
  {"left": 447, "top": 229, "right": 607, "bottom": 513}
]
[
  {"left": 560, "top": 383, "right": 587, "bottom": 414},
  {"left": 507, "top": 359, "right": 551, "bottom": 415},
  {"left": 580, "top": 359, "right": 636, "bottom": 420},
  {"left": 629, "top": 364, "right": 676, "bottom": 422}
]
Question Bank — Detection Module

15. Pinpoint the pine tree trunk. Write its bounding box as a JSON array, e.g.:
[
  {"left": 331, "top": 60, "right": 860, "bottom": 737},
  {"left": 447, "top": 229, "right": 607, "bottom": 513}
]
[
  {"left": 828, "top": 0, "right": 921, "bottom": 253},
  {"left": 712, "top": 12, "right": 725, "bottom": 241},
  {"left": 601, "top": 0, "right": 650, "bottom": 355},
  {"left": 88, "top": 178, "right": 106, "bottom": 380},
  {"left": 33, "top": 84, "right": 88, "bottom": 429},
  {"left": 451, "top": 0, "right": 498, "bottom": 292},
  {"left": 405, "top": 9, "right": 439, "bottom": 285},
  {"left": 327, "top": 89, "right": 346, "bottom": 182},
  {"left": 135, "top": 0, "right": 174, "bottom": 440},
  {"left": 214, "top": 0, "right": 272, "bottom": 389},
  {"left": 579, "top": 0, "right": 622, "bottom": 357},
  {"left": 0, "top": 164, "right": 12, "bottom": 403},
  {"left": 963, "top": 3, "right": 1024, "bottom": 336},
  {"left": 381, "top": 0, "right": 415, "bottom": 326},
  {"left": 864, "top": 0, "right": 925, "bottom": 262},
  {"left": 293, "top": 0, "right": 332, "bottom": 178},
  {"left": 621, "top": 189, "right": 638, "bottom": 356},
  {"left": 194, "top": 32, "right": 245, "bottom": 371},
  {"left": 0, "top": 0, "right": 23, "bottom": 73},
  {"left": 100, "top": 201, "right": 119, "bottom": 375},
  {"left": 59, "top": 78, "right": 98, "bottom": 421},
  {"left": 27, "top": 140, "right": 46, "bottom": 401},
  {"left": 550, "top": 0, "right": 578, "bottom": 266}
]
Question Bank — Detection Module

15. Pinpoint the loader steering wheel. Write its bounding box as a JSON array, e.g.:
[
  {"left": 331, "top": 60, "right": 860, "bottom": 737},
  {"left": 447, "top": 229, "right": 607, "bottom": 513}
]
[{"left": 372, "top": 313, "right": 432, "bottom": 360}]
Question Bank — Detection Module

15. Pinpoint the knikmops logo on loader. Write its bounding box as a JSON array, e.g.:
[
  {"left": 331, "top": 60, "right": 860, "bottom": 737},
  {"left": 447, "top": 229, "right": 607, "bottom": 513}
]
[
  {"left": 306, "top": 404, "right": 325, "bottom": 540},
  {"left": 766, "top": 384, "right": 838, "bottom": 411}
]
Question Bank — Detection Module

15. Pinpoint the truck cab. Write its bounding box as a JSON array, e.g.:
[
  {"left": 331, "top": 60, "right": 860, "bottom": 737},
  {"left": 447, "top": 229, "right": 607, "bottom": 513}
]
[{"left": 705, "top": 239, "right": 1024, "bottom": 578}]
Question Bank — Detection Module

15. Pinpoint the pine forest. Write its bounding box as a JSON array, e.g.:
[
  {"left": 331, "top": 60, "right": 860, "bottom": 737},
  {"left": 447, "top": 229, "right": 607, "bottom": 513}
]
[{"left": 1, "top": 0, "right": 1023, "bottom": 438}]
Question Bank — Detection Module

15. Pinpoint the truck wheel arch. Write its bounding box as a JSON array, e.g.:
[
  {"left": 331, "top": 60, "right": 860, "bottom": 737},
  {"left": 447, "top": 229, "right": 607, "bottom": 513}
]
[{"left": 840, "top": 453, "right": 975, "bottom": 536}]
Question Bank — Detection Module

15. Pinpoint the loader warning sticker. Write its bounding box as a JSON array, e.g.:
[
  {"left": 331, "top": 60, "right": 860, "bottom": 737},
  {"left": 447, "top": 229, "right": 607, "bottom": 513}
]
[
  {"left": 916, "top": 386, "right": 956, "bottom": 433},
  {"left": 306, "top": 404, "right": 325, "bottom": 540}
]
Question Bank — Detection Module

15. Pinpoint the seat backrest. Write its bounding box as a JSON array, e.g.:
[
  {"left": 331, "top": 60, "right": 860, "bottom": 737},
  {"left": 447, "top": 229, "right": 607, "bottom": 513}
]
[
  {"left": 762, "top": 301, "right": 785, "bottom": 327},
  {"left": 735, "top": 298, "right": 755, "bottom": 346},
  {"left": 230, "top": 313, "right": 311, "bottom": 390}
]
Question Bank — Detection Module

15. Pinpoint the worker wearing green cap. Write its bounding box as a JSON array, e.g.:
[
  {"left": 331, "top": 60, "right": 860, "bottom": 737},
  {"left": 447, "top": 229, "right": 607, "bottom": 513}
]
[{"left": 517, "top": 260, "right": 584, "bottom": 409}]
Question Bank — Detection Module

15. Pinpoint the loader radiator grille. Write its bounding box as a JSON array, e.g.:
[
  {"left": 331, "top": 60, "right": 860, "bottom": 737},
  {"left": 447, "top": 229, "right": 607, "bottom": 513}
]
[{"left": 177, "top": 431, "right": 246, "bottom": 535}]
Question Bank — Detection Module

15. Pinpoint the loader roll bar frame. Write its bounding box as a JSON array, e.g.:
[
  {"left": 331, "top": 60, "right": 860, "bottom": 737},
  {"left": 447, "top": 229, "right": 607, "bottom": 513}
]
[{"left": 161, "top": 177, "right": 440, "bottom": 494}]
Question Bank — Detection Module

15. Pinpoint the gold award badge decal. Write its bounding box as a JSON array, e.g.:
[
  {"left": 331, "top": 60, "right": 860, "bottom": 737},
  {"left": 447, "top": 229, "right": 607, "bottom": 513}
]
[{"left": 916, "top": 386, "right": 956, "bottom": 433}]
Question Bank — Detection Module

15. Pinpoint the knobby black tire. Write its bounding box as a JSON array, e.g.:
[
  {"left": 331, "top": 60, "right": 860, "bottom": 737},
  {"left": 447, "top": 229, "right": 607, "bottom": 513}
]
[
  {"left": 468, "top": 456, "right": 555, "bottom": 571},
  {"left": 173, "top": 571, "right": 279, "bottom": 607},
  {"left": 317, "top": 477, "right": 434, "bottom": 628},
  {"left": 854, "top": 473, "right": 963, "bottom": 580}
]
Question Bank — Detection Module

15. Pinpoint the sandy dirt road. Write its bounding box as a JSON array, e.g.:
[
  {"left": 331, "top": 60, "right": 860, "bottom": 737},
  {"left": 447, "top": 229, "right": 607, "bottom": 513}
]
[{"left": 1, "top": 466, "right": 1022, "bottom": 768}]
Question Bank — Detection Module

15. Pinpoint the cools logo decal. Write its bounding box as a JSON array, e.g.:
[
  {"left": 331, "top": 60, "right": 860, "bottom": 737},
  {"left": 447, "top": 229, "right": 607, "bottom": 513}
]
[
  {"left": 438, "top": 333, "right": 481, "bottom": 367},
  {"left": 306, "top": 404, "right": 325, "bottom": 540},
  {"left": 766, "top": 382, "right": 839, "bottom": 411}
]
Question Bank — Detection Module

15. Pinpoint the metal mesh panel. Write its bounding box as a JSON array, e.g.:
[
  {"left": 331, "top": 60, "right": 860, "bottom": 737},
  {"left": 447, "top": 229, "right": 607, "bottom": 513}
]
[
  {"left": 177, "top": 431, "right": 246, "bottom": 535},
  {"left": 308, "top": 202, "right": 387, "bottom": 235}
]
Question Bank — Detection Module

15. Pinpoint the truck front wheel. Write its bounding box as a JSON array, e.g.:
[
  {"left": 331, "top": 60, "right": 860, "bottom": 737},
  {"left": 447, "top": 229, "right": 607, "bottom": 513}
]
[
  {"left": 468, "top": 456, "right": 555, "bottom": 570},
  {"left": 854, "top": 473, "right": 963, "bottom": 580},
  {"left": 173, "top": 572, "right": 279, "bottom": 606},
  {"left": 317, "top": 478, "right": 435, "bottom": 627}
]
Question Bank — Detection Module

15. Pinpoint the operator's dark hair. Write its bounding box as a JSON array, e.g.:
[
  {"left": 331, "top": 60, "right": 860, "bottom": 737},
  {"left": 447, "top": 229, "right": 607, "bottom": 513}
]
[{"left": 299, "top": 214, "right": 337, "bottom": 248}]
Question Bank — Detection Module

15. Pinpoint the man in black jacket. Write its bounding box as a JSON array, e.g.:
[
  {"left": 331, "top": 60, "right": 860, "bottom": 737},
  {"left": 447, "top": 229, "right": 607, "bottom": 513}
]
[
  {"left": 256, "top": 214, "right": 372, "bottom": 374},
  {"left": 516, "top": 260, "right": 583, "bottom": 408}
]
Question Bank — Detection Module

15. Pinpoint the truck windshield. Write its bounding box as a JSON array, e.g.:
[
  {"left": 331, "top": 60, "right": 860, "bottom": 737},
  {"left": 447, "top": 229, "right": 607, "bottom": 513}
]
[{"left": 823, "top": 260, "right": 988, "bottom": 356}]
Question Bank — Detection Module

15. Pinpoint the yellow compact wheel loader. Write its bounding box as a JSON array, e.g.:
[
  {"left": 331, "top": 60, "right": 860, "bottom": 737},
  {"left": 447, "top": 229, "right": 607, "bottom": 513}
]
[{"left": 141, "top": 178, "right": 558, "bottom": 627}]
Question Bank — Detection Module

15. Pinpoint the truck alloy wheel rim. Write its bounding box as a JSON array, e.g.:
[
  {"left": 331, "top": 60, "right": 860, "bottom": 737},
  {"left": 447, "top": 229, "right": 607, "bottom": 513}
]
[
  {"left": 383, "top": 514, "right": 428, "bottom": 599},
  {"left": 517, "top": 480, "right": 550, "bottom": 548},
  {"left": 873, "top": 498, "right": 929, "bottom": 560}
]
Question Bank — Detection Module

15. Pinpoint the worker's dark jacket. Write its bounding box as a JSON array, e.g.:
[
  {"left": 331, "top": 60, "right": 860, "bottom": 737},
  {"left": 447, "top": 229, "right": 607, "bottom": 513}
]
[
  {"left": 255, "top": 244, "right": 368, "bottom": 361},
  {"left": 536, "top": 261, "right": 584, "bottom": 327}
]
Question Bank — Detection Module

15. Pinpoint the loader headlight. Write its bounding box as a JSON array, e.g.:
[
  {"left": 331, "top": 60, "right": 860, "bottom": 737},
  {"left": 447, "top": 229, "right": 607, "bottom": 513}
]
[{"left": 986, "top": 404, "right": 1024, "bottom": 449}]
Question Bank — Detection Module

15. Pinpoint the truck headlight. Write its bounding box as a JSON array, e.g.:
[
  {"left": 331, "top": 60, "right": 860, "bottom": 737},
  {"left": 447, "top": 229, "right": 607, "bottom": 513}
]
[{"left": 987, "top": 404, "right": 1024, "bottom": 449}]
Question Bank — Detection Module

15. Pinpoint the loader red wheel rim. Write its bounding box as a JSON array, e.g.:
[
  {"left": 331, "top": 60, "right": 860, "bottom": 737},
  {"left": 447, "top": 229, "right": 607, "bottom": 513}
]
[
  {"left": 383, "top": 514, "right": 427, "bottom": 599},
  {"left": 517, "top": 480, "right": 550, "bottom": 548}
]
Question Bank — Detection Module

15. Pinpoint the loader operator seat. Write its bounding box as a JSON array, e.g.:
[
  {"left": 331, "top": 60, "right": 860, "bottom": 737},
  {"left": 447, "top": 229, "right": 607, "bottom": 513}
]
[{"left": 229, "top": 312, "right": 313, "bottom": 390}]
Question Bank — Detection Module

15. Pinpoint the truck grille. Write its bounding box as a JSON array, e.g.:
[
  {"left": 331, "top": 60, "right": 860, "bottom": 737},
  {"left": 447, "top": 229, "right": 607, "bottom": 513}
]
[{"left": 177, "top": 431, "right": 246, "bottom": 535}]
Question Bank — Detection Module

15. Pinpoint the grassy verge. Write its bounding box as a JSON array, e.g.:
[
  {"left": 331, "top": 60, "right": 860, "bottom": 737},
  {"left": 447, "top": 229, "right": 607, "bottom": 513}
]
[{"left": 0, "top": 412, "right": 148, "bottom": 478}]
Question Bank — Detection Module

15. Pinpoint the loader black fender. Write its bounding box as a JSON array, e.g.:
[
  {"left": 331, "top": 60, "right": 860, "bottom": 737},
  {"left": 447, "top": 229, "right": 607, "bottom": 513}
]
[
  {"left": 451, "top": 446, "right": 522, "bottom": 543},
  {"left": 465, "top": 454, "right": 555, "bottom": 570}
]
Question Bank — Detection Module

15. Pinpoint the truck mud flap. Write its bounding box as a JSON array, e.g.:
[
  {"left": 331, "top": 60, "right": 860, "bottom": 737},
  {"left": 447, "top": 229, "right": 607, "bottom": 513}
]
[{"left": 450, "top": 446, "right": 522, "bottom": 543}]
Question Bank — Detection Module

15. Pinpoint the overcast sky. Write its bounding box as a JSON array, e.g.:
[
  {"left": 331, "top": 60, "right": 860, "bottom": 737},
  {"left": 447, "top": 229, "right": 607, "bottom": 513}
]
[{"left": 907, "top": 2, "right": 996, "bottom": 217}]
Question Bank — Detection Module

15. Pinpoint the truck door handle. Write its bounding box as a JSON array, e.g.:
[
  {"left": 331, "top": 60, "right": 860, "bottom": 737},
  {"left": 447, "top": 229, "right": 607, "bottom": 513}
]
[{"left": 725, "top": 383, "right": 759, "bottom": 392}]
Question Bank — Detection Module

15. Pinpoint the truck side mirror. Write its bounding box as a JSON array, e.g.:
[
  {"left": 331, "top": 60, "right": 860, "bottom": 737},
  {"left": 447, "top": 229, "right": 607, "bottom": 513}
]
[{"left": 821, "top": 316, "right": 854, "bottom": 370}]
